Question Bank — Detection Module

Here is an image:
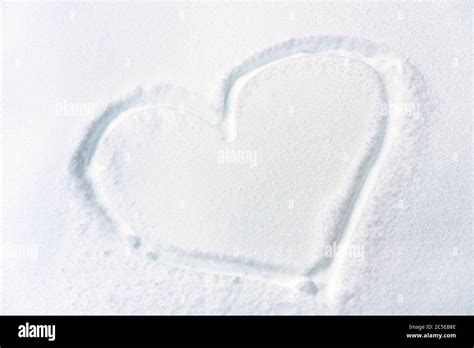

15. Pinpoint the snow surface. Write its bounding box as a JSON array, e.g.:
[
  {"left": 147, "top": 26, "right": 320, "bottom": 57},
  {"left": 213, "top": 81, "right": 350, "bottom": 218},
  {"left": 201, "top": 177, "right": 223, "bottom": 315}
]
[{"left": 1, "top": 1, "right": 472, "bottom": 314}]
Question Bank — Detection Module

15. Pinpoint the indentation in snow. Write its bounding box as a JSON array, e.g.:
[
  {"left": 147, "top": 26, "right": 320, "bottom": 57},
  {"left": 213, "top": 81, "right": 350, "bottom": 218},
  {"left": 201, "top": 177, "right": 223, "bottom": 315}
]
[{"left": 71, "top": 36, "right": 429, "bottom": 291}]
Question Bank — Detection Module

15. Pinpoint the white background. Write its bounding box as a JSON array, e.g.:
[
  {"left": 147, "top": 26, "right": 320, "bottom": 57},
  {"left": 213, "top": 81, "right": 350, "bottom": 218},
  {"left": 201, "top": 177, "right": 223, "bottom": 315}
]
[{"left": 1, "top": 1, "right": 472, "bottom": 314}]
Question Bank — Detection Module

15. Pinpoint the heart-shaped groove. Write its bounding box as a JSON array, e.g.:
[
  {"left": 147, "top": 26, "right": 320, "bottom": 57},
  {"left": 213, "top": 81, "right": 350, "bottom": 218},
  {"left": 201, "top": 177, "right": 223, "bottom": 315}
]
[{"left": 71, "top": 36, "right": 427, "bottom": 292}]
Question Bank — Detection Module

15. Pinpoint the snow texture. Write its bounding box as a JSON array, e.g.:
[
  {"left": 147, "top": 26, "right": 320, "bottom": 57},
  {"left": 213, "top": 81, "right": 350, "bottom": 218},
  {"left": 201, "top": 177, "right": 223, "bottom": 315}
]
[{"left": 1, "top": 2, "right": 472, "bottom": 314}]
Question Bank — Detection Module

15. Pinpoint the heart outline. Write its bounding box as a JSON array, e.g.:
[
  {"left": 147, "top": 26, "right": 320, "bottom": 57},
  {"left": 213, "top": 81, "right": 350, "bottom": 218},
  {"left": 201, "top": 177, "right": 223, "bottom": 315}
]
[{"left": 71, "top": 36, "right": 426, "bottom": 292}]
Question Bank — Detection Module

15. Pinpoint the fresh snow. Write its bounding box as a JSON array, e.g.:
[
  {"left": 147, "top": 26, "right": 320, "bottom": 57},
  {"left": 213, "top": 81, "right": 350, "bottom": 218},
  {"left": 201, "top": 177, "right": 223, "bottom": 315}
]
[{"left": 1, "top": 1, "right": 472, "bottom": 314}]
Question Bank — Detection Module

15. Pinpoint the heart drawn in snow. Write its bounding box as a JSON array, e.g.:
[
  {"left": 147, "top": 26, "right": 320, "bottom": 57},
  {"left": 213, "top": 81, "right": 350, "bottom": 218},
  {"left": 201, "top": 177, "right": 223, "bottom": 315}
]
[{"left": 72, "top": 36, "right": 417, "bottom": 292}]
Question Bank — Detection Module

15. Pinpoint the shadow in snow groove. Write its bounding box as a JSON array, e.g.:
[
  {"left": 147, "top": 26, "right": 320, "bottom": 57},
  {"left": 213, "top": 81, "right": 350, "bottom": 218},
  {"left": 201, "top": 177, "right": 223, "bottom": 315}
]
[{"left": 70, "top": 36, "right": 428, "bottom": 293}]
